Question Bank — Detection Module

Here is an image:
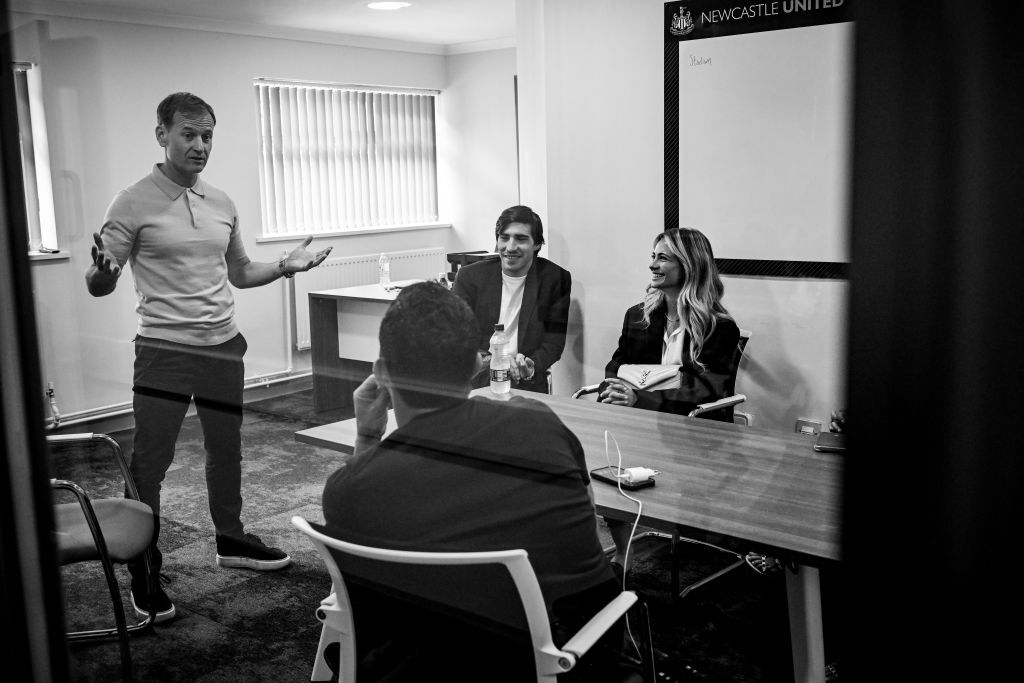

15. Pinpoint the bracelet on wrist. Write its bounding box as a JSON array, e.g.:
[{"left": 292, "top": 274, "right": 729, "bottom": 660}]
[{"left": 278, "top": 257, "right": 294, "bottom": 279}]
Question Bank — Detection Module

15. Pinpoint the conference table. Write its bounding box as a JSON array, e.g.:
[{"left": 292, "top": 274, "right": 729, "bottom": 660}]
[{"left": 295, "top": 388, "right": 842, "bottom": 683}]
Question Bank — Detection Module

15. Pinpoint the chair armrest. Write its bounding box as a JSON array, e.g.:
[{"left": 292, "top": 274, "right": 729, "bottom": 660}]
[
  {"left": 572, "top": 384, "right": 603, "bottom": 400},
  {"left": 52, "top": 478, "right": 90, "bottom": 500},
  {"left": 52, "top": 478, "right": 113, "bottom": 563},
  {"left": 45, "top": 432, "right": 96, "bottom": 444},
  {"left": 688, "top": 393, "right": 747, "bottom": 418},
  {"left": 560, "top": 590, "right": 638, "bottom": 658},
  {"left": 47, "top": 433, "right": 139, "bottom": 500}
]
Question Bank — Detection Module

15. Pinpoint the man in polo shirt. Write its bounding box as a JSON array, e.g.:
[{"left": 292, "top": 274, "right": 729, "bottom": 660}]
[{"left": 86, "top": 92, "right": 332, "bottom": 623}]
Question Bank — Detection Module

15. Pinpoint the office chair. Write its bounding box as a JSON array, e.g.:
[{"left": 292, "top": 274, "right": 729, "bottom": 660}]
[
  {"left": 292, "top": 515, "right": 648, "bottom": 682},
  {"left": 445, "top": 250, "right": 499, "bottom": 281},
  {"left": 572, "top": 330, "right": 770, "bottom": 599},
  {"left": 48, "top": 432, "right": 157, "bottom": 681}
]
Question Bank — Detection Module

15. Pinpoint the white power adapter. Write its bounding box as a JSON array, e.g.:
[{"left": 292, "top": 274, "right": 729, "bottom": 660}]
[{"left": 618, "top": 467, "right": 659, "bottom": 483}]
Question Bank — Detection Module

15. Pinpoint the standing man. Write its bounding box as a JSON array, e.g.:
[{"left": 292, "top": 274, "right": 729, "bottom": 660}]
[
  {"left": 86, "top": 92, "right": 332, "bottom": 623},
  {"left": 452, "top": 205, "right": 571, "bottom": 393}
]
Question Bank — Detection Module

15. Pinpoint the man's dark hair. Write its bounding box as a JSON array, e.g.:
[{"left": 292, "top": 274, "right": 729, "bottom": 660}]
[
  {"left": 495, "top": 205, "right": 545, "bottom": 247},
  {"left": 379, "top": 281, "right": 479, "bottom": 405},
  {"left": 157, "top": 92, "right": 216, "bottom": 129}
]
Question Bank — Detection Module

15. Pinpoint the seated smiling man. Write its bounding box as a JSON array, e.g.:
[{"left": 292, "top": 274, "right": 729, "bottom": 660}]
[
  {"left": 453, "top": 205, "right": 572, "bottom": 392},
  {"left": 321, "top": 281, "right": 632, "bottom": 682}
]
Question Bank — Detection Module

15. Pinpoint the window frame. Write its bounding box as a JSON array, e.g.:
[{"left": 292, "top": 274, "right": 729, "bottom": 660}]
[
  {"left": 12, "top": 61, "right": 60, "bottom": 259},
  {"left": 253, "top": 78, "right": 444, "bottom": 240}
]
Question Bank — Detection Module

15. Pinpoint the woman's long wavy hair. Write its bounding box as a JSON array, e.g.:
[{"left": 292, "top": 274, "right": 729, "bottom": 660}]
[{"left": 641, "top": 227, "right": 732, "bottom": 370}]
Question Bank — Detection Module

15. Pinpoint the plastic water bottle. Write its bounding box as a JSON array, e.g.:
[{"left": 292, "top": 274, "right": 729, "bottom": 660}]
[
  {"left": 489, "top": 324, "right": 511, "bottom": 394},
  {"left": 378, "top": 253, "right": 391, "bottom": 287}
]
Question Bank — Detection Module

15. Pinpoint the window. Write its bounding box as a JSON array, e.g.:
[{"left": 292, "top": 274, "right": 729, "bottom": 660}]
[
  {"left": 254, "top": 79, "right": 440, "bottom": 238},
  {"left": 12, "top": 62, "right": 58, "bottom": 255}
]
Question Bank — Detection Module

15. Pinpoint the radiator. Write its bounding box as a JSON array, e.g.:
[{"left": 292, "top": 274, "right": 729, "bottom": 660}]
[{"left": 291, "top": 246, "right": 446, "bottom": 350}]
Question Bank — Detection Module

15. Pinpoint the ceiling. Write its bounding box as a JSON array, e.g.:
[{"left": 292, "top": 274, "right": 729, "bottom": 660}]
[{"left": 10, "top": 0, "right": 517, "bottom": 53}]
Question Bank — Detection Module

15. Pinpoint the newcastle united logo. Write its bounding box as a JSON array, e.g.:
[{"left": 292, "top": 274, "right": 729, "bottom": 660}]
[{"left": 670, "top": 6, "right": 695, "bottom": 36}]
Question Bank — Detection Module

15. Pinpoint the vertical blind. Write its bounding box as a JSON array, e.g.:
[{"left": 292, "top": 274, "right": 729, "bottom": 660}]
[{"left": 255, "top": 81, "right": 438, "bottom": 236}]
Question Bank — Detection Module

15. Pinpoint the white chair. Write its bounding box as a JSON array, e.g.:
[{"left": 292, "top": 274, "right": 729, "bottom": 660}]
[{"left": 292, "top": 515, "right": 641, "bottom": 682}]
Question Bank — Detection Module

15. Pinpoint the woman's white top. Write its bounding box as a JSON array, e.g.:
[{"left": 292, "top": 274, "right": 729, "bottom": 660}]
[{"left": 662, "top": 317, "right": 684, "bottom": 365}]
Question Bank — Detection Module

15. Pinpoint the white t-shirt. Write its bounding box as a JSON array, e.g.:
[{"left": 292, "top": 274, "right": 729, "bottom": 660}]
[{"left": 499, "top": 272, "right": 528, "bottom": 357}]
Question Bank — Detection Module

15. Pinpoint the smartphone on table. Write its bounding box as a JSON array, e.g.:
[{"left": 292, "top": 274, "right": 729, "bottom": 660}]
[
  {"left": 590, "top": 465, "right": 656, "bottom": 490},
  {"left": 813, "top": 431, "right": 847, "bottom": 453}
]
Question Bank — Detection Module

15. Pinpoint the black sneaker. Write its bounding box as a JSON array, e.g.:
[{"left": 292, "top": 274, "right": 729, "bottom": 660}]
[
  {"left": 216, "top": 533, "right": 291, "bottom": 571},
  {"left": 130, "top": 580, "right": 176, "bottom": 624}
]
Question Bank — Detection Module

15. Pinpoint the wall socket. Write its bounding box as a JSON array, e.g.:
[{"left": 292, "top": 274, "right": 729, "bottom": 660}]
[{"left": 795, "top": 418, "right": 822, "bottom": 437}]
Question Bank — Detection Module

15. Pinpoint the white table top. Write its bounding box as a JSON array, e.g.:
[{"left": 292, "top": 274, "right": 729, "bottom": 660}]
[{"left": 309, "top": 279, "right": 424, "bottom": 303}]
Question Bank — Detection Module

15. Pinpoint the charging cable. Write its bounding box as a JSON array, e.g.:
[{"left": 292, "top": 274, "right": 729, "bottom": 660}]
[
  {"left": 604, "top": 430, "right": 649, "bottom": 665},
  {"left": 604, "top": 430, "right": 644, "bottom": 590},
  {"left": 617, "top": 466, "right": 660, "bottom": 484}
]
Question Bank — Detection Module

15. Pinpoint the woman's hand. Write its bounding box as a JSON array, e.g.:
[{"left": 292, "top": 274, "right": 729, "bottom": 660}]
[{"left": 599, "top": 378, "right": 637, "bottom": 407}]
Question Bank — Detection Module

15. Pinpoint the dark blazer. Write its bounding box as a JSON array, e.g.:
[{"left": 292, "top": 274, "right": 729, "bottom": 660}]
[
  {"left": 605, "top": 304, "right": 741, "bottom": 421},
  {"left": 453, "top": 256, "right": 572, "bottom": 392}
]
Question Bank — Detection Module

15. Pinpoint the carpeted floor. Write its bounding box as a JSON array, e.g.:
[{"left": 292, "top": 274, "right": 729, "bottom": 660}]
[{"left": 52, "top": 387, "right": 797, "bottom": 682}]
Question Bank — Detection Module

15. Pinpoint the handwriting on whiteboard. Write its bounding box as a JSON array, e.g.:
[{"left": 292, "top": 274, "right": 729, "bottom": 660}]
[{"left": 689, "top": 54, "right": 711, "bottom": 67}]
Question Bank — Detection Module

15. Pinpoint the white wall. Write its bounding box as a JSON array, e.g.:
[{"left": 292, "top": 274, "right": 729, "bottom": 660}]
[
  {"left": 440, "top": 48, "right": 520, "bottom": 251},
  {"left": 14, "top": 3, "right": 848, "bottom": 432},
  {"left": 514, "top": 0, "right": 549, "bottom": 222},
  {"left": 12, "top": 13, "right": 518, "bottom": 420},
  {"left": 518, "top": 0, "right": 848, "bottom": 433}
]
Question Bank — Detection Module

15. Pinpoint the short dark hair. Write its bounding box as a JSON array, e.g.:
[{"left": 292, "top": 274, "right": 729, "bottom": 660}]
[
  {"left": 495, "top": 205, "right": 545, "bottom": 246},
  {"left": 157, "top": 92, "right": 216, "bottom": 129},
  {"left": 378, "top": 281, "right": 479, "bottom": 404}
]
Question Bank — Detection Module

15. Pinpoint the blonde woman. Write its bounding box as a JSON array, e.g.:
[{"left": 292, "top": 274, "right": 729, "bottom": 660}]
[
  {"left": 601, "top": 227, "right": 743, "bottom": 572},
  {"left": 600, "top": 227, "right": 741, "bottom": 421}
]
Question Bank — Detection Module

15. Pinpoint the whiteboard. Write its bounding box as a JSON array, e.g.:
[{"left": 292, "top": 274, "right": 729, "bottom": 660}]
[{"left": 676, "top": 22, "right": 853, "bottom": 262}]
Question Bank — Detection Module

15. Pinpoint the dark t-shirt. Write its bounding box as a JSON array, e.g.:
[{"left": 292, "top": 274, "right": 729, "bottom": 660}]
[{"left": 322, "top": 394, "right": 614, "bottom": 606}]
